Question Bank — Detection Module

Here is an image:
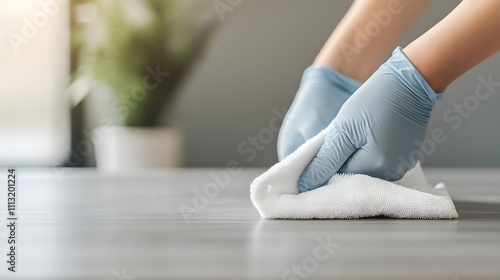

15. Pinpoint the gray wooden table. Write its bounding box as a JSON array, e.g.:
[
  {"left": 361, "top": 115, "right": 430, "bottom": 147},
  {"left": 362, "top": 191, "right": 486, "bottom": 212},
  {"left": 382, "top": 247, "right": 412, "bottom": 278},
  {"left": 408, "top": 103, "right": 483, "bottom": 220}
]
[{"left": 0, "top": 168, "right": 499, "bottom": 280}]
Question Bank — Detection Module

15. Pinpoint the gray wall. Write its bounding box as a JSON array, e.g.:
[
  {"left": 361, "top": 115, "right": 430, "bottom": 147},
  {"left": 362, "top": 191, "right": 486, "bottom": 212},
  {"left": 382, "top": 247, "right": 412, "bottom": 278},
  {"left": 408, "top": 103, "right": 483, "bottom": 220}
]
[{"left": 169, "top": 0, "right": 500, "bottom": 167}]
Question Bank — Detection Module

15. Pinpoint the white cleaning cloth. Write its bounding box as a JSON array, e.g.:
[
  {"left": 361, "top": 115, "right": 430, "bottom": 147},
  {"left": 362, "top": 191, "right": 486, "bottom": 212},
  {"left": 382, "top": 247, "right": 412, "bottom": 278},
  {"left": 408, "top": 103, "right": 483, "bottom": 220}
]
[{"left": 250, "top": 126, "right": 458, "bottom": 219}]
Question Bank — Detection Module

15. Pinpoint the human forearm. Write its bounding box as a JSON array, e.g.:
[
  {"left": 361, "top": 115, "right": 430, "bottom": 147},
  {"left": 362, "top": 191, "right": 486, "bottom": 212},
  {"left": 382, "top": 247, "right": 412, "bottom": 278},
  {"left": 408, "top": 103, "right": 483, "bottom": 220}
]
[
  {"left": 314, "top": 0, "right": 431, "bottom": 81},
  {"left": 403, "top": 0, "right": 500, "bottom": 92}
]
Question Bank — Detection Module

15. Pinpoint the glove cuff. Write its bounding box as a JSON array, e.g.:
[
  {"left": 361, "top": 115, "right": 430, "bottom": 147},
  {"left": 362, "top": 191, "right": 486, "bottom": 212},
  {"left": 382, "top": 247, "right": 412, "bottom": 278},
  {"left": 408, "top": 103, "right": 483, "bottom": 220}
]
[
  {"left": 389, "top": 47, "right": 444, "bottom": 105},
  {"left": 302, "top": 65, "right": 362, "bottom": 95}
]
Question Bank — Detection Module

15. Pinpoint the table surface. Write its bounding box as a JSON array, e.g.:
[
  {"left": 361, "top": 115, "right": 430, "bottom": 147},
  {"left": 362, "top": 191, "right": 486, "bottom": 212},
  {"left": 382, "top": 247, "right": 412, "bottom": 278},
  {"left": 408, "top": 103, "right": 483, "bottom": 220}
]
[{"left": 0, "top": 168, "right": 499, "bottom": 280}]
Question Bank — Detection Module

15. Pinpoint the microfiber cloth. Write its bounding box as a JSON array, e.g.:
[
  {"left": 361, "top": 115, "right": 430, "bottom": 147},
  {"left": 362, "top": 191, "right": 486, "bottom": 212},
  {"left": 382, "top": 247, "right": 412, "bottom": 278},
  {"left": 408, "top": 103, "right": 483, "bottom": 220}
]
[{"left": 250, "top": 126, "right": 458, "bottom": 219}]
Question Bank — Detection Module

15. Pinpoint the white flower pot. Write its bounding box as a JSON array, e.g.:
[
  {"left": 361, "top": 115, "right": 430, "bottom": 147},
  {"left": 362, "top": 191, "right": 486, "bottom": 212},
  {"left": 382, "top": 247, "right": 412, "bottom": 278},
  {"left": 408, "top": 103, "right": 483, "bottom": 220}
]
[{"left": 93, "top": 126, "right": 184, "bottom": 173}]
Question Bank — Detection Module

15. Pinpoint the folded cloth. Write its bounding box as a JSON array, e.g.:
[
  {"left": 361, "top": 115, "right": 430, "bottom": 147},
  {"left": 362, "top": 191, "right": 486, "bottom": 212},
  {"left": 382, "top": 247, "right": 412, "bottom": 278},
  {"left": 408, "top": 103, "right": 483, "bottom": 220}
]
[{"left": 250, "top": 125, "right": 458, "bottom": 219}]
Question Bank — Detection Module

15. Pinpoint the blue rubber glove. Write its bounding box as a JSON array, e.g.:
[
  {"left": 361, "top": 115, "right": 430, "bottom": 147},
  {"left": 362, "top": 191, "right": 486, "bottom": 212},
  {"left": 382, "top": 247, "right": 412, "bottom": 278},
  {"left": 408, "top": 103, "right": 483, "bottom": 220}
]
[
  {"left": 298, "top": 47, "right": 443, "bottom": 192},
  {"left": 277, "top": 66, "right": 361, "bottom": 160}
]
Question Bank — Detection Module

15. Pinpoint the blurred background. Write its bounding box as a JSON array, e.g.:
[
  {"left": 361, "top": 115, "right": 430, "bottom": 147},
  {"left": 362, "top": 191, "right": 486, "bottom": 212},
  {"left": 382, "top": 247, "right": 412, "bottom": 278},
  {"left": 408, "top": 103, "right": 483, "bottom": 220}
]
[{"left": 0, "top": 0, "right": 499, "bottom": 171}]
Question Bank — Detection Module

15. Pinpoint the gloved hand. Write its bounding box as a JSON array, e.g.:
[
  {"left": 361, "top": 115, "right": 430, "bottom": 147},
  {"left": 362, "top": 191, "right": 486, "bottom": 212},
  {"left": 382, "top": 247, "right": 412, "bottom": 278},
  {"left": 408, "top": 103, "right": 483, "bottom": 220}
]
[
  {"left": 277, "top": 66, "right": 361, "bottom": 160},
  {"left": 298, "top": 47, "right": 442, "bottom": 192}
]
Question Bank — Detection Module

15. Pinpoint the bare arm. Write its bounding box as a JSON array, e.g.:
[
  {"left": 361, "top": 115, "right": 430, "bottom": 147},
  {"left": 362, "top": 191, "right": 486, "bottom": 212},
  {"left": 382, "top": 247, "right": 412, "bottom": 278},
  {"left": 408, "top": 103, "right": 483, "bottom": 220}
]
[
  {"left": 404, "top": 0, "right": 500, "bottom": 92},
  {"left": 314, "top": 0, "right": 431, "bottom": 82}
]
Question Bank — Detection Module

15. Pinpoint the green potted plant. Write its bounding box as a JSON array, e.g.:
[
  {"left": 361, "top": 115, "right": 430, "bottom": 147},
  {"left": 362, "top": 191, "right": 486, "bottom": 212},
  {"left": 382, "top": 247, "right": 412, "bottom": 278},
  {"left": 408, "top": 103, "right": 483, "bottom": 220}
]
[{"left": 71, "top": 0, "right": 214, "bottom": 172}]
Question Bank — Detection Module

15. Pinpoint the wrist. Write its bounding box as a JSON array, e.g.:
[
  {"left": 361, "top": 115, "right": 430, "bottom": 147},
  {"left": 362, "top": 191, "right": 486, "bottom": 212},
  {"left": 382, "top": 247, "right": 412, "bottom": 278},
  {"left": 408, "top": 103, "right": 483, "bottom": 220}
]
[
  {"left": 388, "top": 47, "right": 443, "bottom": 107},
  {"left": 402, "top": 44, "right": 448, "bottom": 93}
]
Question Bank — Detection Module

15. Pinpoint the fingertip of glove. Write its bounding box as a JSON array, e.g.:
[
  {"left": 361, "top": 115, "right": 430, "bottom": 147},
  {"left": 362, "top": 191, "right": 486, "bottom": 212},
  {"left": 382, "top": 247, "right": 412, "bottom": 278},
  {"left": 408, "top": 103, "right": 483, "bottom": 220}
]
[
  {"left": 297, "top": 166, "right": 321, "bottom": 193},
  {"left": 296, "top": 176, "right": 310, "bottom": 193}
]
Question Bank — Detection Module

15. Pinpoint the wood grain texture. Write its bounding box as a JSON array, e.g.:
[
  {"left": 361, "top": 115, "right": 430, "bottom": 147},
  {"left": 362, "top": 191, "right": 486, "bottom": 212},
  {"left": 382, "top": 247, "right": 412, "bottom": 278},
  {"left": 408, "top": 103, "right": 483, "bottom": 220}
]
[{"left": 0, "top": 168, "right": 499, "bottom": 280}]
